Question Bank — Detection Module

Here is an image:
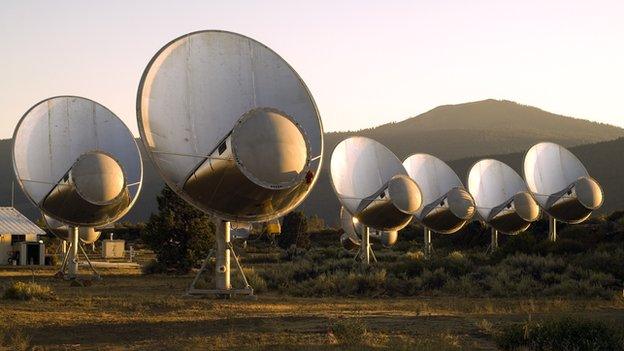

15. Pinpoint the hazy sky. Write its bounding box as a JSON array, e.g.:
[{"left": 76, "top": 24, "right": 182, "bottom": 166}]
[{"left": 1, "top": 0, "right": 623, "bottom": 138}]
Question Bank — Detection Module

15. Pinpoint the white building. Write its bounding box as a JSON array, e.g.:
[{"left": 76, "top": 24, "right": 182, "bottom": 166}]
[{"left": 0, "top": 207, "right": 45, "bottom": 265}]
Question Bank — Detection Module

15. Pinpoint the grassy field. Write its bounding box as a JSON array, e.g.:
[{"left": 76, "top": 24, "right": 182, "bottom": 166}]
[{"left": 0, "top": 267, "right": 623, "bottom": 350}]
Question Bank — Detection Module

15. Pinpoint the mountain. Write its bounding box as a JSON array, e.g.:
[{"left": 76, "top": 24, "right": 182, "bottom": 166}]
[
  {"left": 1, "top": 99, "right": 623, "bottom": 226},
  {"left": 323, "top": 99, "right": 624, "bottom": 163}
]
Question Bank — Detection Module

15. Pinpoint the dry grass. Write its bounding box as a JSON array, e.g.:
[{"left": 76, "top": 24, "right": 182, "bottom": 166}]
[
  {"left": 0, "top": 268, "right": 622, "bottom": 350},
  {"left": 2, "top": 281, "right": 55, "bottom": 301}
]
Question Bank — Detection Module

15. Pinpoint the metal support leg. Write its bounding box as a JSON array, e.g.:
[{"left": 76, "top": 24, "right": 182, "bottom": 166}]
[
  {"left": 188, "top": 249, "right": 214, "bottom": 291},
  {"left": 361, "top": 226, "right": 370, "bottom": 265},
  {"left": 215, "top": 220, "right": 231, "bottom": 291},
  {"left": 424, "top": 228, "right": 433, "bottom": 257},
  {"left": 492, "top": 228, "right": 499, "bottom": 250},
  {"left": 67, "top": 226, "right": 79, "bottom": 279},
  {"left": 486, "top": 228, "right": 499, "bottom": 254},
  {"left": 549, "top": 216, "right": 557, "bottom": 242},
  {"left": 57, "top": 242, "right": 72, "bottom": 277},
  {"left": 187, "top": 221, "right": 254, "bottom": 298},
  {"left": 228, "top": 242, "right": 253, "bottom": 293},
  {"left": 79, "top": 243, "right": 101, "bottom": 279},
  {"left": 369, "top": 246, "right": 378, "bottom": 263}
]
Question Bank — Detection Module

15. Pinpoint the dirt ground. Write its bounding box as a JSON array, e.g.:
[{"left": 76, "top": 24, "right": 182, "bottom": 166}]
[{"left": 0, "top": 266, "right": 623, "bottom": 350}]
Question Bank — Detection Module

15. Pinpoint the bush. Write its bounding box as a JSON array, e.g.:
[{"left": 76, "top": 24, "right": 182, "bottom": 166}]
[
  {"left": 142, "top": 259, "right": 168, "bottom": 274},
  {"left": 497, "top": 317, "right": 624, "bottom": 350},
  {"left": 330, "top": 318, "right": 369, "bottom": 345},
  {"left": 3, "top": 282, "right": 55, "bottom": 301},
  {"left": 0, "top": 323, "right": 30, "bottom": 351},
  {"left": 242, "top": 268, "right": 267, "bottom": 294}
]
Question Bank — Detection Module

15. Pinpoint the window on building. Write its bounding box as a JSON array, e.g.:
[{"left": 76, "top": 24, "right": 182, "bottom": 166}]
[{"left": 11, "top": 235, "right": 26, "bottom": 245}]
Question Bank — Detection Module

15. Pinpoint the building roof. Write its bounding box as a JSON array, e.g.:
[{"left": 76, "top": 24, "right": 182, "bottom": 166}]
[{"left": 0, "top": 207, "right": 45, "bottom": 235}]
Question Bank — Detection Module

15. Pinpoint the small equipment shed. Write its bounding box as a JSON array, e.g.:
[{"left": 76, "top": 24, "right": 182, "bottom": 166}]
[{"left": 0, "top": 207, "right": 46, "bottom": 265}]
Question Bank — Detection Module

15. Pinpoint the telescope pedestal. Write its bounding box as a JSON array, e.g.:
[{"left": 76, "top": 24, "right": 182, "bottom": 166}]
[
  {"left": 424, "top": 228, "right": 433, "bottom": 257},
  {"left": 354, "top": 226, "right": 377, "bottom": 265},
  {"left": 486, "top": 228, "right": 499, "bottom": 254},
  {"left": 56, "top": 226, "right": 100, "bottom": 280},
  {"left": 188, "top": 220, "right": 254, "bottom": 298},
  {"left": 548, "top": 216, "right": 557, "bottom": 242},
  {"left": 68, "top": 226, "right": 79, "bottom": 278}
]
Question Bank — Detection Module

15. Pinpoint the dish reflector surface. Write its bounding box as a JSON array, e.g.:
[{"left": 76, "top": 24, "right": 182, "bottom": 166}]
[
  {"left": 330, "top": 137, "right": 420, "bottom": 231},
  {"left": 524, "top": 142, "right": 588, "bottom": 207},
  {"left": 403, "top": 154, "right": 463, "bottom": 218},
  {"left": 403, "top": 154, "right": 474, "bottom": 233},
  {"left": 137, "top": 30, "right": 322, "bottom": 222},
  {"left": 468, "top": 159, "right": 539, "bottom": 234},
  {"left": 469, "top": 159, "right": 530, "bottom": 219},
  {"left": 44, "top": 215, "right": 102, "bottom": 244},
  {"left": 331, "top": 137, "right": 409, "bottom": 216},
  {"left": 13, "top": 96, "right": 142, "bottom": 227},
  {"left": 523, "top": 142, "right": 603, "bottom": 223},
  {"left": 339, "top": 206, "right": 361, "bottom": 249}
]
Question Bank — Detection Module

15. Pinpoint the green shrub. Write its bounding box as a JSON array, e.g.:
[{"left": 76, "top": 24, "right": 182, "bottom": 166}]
[
  {"left": 243, "top": 268, "right": 267, "bottom": 294},
  {"left": 497, "top": 317, "right": 624, "bottom": 350},
  {"left": 573, "top": 248, "right": 624, "bottom": 281},
  {"left": 142, "top": 185, "right": 215, "bottom": 274},
  {"left": 3, "top": 282, "right": 55, "bottom": 301}
]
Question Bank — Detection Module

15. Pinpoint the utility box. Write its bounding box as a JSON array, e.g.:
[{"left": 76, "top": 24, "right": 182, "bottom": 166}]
[
  {"left": 17, "top": 242, "right": 45, "bottom": 266},
  {"left": 101, "top": 240, "right": 125, "bottom": 259},
  {"left": 266, "top": 220, "right": 281, "bottom": 235}
]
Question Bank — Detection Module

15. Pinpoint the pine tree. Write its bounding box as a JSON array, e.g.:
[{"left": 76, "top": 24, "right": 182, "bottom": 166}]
[
  {"left": 278, "top": 211, "right": 309, "bottom": 249},
  {"left": 142, "top": 185, "right": 215, "bottom": 273}
]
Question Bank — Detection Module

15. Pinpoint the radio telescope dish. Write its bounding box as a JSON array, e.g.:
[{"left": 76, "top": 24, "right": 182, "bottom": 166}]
[
  {"left": 524, "top": 142, "right": 602, "bottom": 223},
  {"left": 330, "top": 137, "right": 421, "bottom": 232},
  {"left": 44, "top": 214, "right": 102, "bottom": 244},
  {"left": 13, "top": 96, "right": 142, "bottom": 227},
  {"left": 468, "top": 159, "right": 540, "bottom": 252},
  {"left": 403, "top": 154, "right": 475, "bottom": 256},
  {"left": 231, "top": 222, "right": 253, "bottom": 240},
  {"left": 339, "top": 206, "right": 361, "bottom": 251},
  {"left": 339, "top": 233, "right": 360, "bottom": 251},
  {"left": 43, "top": 214, "right": 103, "bottom": 278},
  {"left": 331, "top": 139, "right": 420, "bottom": 264},
  {"left": 523, "top": 142, "right": 603, "bottom": 241},
  {"left": 339, "top": 206, "right": 398, "bottom": 259},
  {"left": 137, "top": 30, "right": 322, "bottom": 223},
  {"left": 468, "top": 159, "right": 540, "bottom": 235},
  {"left": 371, "top": 229, "right": 399, "bottom": 248},
  {"left": 137, "top": 30, "right": 323, "bottom": 297},
  {"left": 403, "top": 154, "right": 475, "bottom": 233},
  {"left": 13, "top": 96, "right": 141, "bottom": 279}
]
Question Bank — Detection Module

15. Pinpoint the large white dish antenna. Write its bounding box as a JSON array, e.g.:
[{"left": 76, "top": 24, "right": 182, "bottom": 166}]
[
  {"left": 13, "top": 96, "right": 142, "bottom": 227},
  {"left": 339, "top": 206, "right": 361, "bottom": 251},
  {"left": 44, "top": 214, "right": 102, "bottom": 244},
  {"left": 403, "top": 154, "right": 475, "bottom": 234},
  {"left": 523, "top": 142, "right": 603, "bottom": 223},
  {"left": 330, "top": 137, "right": 421, "bottom": 231},
  {"left": 370, "top": 229, "right": 399, "bottom": 248},
  {"left": 137, "top": 30, "right": 323, "bottom": 222},
  {"left": 468, "top": 159, "right": 540, "bottom": 234}
]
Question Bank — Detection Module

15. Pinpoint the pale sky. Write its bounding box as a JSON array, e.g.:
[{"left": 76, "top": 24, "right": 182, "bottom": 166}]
[{"left": 1, "top": 0, "right": 623, "bottom": 139}]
